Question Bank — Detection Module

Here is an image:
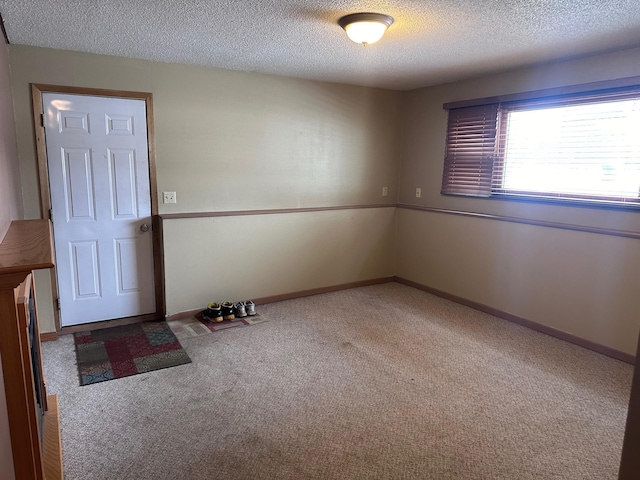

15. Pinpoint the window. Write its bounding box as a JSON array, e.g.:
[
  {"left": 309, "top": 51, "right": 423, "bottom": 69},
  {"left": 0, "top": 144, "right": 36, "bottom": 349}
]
[{"left": 442, "top": 84, "right": 640, "bottom": 207}]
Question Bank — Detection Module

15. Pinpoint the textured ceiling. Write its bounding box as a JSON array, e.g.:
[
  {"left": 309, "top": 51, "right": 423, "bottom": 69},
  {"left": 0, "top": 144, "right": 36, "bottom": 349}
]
[{"left": 2, "top": 0, "right": 640, "bottom": 90}]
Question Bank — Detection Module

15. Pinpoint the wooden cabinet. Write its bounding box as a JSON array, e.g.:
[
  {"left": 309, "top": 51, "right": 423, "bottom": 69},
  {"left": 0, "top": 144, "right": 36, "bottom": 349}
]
[{"left": 0, "top": 219, "right": 62, "bottom": 479}]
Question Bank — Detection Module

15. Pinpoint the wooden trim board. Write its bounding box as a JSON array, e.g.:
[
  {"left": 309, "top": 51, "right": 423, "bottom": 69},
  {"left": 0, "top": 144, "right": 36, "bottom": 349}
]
[
  {"left": 59, "top": 313, "right": 160, "bottom": 336},
  {"left": 162, "top": 203, "right": 640, "bottom": 241},
  {"left": 394, "top": 277, "right": 635, "bottom": 364},
  {"left": 252, "top": 277, "right": 395, "bottom": 305},
  {"left": 42, "top": 395, "right": 63, "bottom": 480},
  {"left": 40, "top": 332, "right": 58, "bottom": 342},
  {"left": 398, "top": 203, "right": 640, "bottom": 241},
  {"left": 160, "top": 204, "right": 395, "bottom": 220},
  {"left": 165, "top": 277, "right": 396, "bottom": 321},
  {"left": 165, "top": 275, "right": 634, "bottom": 364},
  {"left": 0, "top": 220, "right": 54, "bottom": 273}
]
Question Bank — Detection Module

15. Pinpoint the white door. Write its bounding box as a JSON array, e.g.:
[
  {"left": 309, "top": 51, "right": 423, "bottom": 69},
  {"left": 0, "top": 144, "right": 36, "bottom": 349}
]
[{"left": 43, "top": 93, "right": 155, "bottom": 327}]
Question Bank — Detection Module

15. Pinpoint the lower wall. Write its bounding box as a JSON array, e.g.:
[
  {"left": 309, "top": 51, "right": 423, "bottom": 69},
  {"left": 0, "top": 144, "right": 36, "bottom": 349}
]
[
  {"left": 38, "top": 202, "right": 639, "bottom": 361},
  {"left": 162, "top": 207, "right": 397, "bottom": 316},
  {"left": 396, "top": 208, "right": 640, "bottom": 357}
]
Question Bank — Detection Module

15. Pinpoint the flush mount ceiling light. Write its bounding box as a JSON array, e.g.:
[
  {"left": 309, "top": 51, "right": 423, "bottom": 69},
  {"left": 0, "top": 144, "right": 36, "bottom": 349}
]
[{"left": 338, "top": 12, "right": 394, "bottom": 46}]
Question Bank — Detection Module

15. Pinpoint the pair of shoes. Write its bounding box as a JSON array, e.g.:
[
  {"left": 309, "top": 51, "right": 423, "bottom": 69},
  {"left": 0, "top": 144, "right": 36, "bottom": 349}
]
[
  {"left": 245, "top": 300, "right": 256, "bottom": 316},
  {"left": 203, "top": 302, "right": 223, "bottom": 323},
  {"left": 234, "top": 302, "right": 247, "bottom": 318},
  {"left": 233, "top": 300, "right": 257, "bottom": 317},
  {"left": 205, "top": 300, "right": 257, "bottom": 322},
  {"left": 221, "top": 301, "right": 235, "bottom": 320}
]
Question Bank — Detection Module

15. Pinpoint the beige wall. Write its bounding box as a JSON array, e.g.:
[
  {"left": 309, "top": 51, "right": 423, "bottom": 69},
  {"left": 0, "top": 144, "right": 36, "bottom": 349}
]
[
  {"left": 397, "top": 46, "right": 640, "bottom": 356},
  {"left": 10, "top": 46, "right": 401, "bottom": 219},
  {"left": 0, "top": 43, "right": 22, "bottom": 240},
  {"left": 8, "top": 46, "right": 401, "bottom": 326},
  {"left": 8, "top": 43, "right": 640, "bottom": 355},
  {"left": 398, "top": 45, "right": 640, "bottom": 232},
  {"left": 164, "top": 208, "right": 396, "bottom": 315},
  {"left": 0, "top": 39, "right": 19, "bottom": 480},
  {"left": 397, "top": 209, "right": 640, "bottom": 355}
]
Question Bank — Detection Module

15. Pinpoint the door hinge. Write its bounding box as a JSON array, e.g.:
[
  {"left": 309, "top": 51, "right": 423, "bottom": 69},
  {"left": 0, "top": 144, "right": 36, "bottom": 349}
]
[
  {"left": 40, "top": 113, "right": 44, "bottom": 127},
  {"left": 48, "top": 208, "right": 53, "bottom": 221},
  {"left": 56, "top": 298, "right": 60, "bottom": 310}
]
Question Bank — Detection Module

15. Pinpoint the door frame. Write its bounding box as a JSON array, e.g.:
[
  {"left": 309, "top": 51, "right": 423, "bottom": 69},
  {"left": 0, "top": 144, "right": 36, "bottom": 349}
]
[{"left": 31, "top": 83, "right": 165, "bottom": 334}]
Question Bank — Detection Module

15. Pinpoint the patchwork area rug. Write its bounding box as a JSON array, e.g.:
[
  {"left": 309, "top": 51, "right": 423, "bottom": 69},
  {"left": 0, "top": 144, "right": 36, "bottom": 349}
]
[
  {"left": 74, "top": 321, "right": 191, "bottom": 386},
  {"left": 168, "top": 312, "right": 267, "bottom": 341}
]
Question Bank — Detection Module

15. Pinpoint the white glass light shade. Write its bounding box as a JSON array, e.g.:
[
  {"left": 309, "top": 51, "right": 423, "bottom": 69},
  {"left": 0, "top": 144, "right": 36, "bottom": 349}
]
[
  {"left": 338, "top": 13, "right": 394, "bottom": 46},
  {"left": 343, "top": 21, "right": 387, "bottom": 45}
]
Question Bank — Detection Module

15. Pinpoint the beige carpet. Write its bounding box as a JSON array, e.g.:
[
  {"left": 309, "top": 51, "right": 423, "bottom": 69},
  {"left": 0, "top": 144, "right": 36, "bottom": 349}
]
[{"left": 42, "top": 283, "right": 633, "bottom": 479}]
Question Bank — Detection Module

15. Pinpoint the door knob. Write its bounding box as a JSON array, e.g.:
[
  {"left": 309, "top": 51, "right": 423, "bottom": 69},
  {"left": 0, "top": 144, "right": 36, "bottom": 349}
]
[{"left": 140, "top": 223, "right": 150, "bottom": 233}]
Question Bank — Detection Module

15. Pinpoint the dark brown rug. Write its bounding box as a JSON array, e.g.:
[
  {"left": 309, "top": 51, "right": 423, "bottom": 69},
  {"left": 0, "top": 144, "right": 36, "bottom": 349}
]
[{"left": 74, "top": 321, "right": 191, "bottom": 386}]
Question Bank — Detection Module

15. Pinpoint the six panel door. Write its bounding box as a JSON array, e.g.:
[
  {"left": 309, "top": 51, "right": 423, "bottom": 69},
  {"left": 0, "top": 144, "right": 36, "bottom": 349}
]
[{"left": 43, "top": 93, "right": 155, "bottom": 326}]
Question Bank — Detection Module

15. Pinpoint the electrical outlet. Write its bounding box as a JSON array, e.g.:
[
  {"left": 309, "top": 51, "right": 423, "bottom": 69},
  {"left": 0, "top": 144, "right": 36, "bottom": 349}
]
[
  {"left": 163, "top": 191, "right": 177, "bottom": 204},
  {"left": 416, "top": 187, "right": 422, "bottom": 198},
  {"left": 382, "top": 186, "right": 388, "bottom": 197}
]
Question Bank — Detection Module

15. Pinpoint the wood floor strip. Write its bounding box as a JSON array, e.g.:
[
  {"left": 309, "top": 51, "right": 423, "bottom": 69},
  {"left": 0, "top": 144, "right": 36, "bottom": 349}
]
[{"left": 42, "top": 394, "right": 63, "bottom": 480}]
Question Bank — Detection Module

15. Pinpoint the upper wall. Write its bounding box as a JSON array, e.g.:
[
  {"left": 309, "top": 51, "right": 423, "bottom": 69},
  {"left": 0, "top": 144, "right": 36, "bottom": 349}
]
[
  {"left": 399, "top": 46, "right": 640, "bottom": 233},
  {"left": 8, "top": 45, "right": 401, "bottom": 325},
  {"left": 0, "top": 42, "right": 22, "bottom": 240},
  {"left": 9, "top": 45, "right": 401, "bottom": 219},
  {"left": 0, "top": 35, "right": 19, "bottom": 480}
]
